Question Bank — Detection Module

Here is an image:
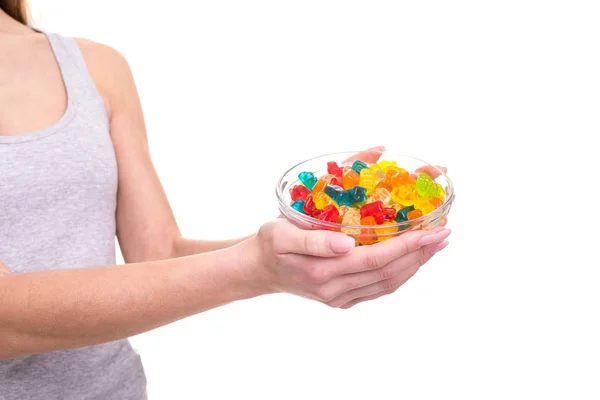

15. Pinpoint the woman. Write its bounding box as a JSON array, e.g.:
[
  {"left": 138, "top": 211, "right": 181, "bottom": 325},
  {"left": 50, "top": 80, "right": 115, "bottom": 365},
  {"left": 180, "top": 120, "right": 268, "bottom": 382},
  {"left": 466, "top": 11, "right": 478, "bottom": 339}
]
[{"left": 0, "top": 2, "right": 451, "bottom": 399}]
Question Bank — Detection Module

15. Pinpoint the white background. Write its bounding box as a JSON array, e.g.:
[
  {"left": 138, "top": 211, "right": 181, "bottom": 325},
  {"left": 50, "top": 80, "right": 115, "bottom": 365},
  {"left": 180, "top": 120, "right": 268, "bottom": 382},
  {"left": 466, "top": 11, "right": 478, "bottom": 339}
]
[{"left": 28, "top": 1, "right": 599, "bottom": 399}]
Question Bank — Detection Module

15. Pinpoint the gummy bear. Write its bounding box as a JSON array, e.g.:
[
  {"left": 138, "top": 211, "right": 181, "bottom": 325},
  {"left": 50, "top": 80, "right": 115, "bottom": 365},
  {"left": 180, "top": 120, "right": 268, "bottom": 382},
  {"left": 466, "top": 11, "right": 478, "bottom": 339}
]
[
  {"left": 290, "top": 185, "right": 311, "bottom": 202},
  {"left": 351, "top": 160, "right": 368, "bottom": 174},
  {"left": 395, "top": 205, "right": 415, "bottom": 222},
  {"left": 375, "top": 181, "right": 393, "bottom": 193},
  {"left": 383, "top": 207, "right": 397, "bottom": 221},
  {"left": 324, "top": 185, "right": 345, "bottom": 205},
  {"left": 291, "top": 200, "right": 306, "bottom": 214},
  {"left": 367, "top": 187, "right": 392, "bottom": 206},
  {"left": 368, "top": 163, "right": 382, "bottom": 172},
  {"left": 407, "top": 209, "right": 423, "bottom": 220},
  {"left": 373, "top": 212, "right": 387, "bottom": 225},
  {"left": 391, "top": 185, "right": 416, "bottom": 206},
  {"left": 313, "top": 191, "right": 338, "bottom": 210},
  {"left": 429, "top": 197, "right": 443, "bottom": 209},
  {"left": 343, "top": 169, "right": 360, "bottom": 190},
  {"left": 303, "top": 196, "right": 319, "bottom": 216},
  {"left": 347, "top": 186, "right": 367, "bottom": 204},
  {"left": 327, "top": 161, "right": 344, "bottom": 177},
  {"left": 377, "top": 160, "right": 399, "bottom": 172},
  {"left": 318, "top": 204, "right": 340, "bottom": 223},
  {"left": 330, "top": 176, "right": 343, "bottom": 187},
  {"left": 390, "top": 170, "right": 414, "bottom": 188},
  {"left": 415, "top": 174, "right": 437, "bottom": 197},
  {"left": 298, "top": 171, "right": 318, "bottom": 190},
  {"left": 360, "top": 201, "right": 384, "bottom": 218},
  {"left": 358, "top": 216, "right": 377, "bottom": 245},
  {"left": 359, "top": 168, "right": 377, "bottom": 194},
  {"left": 374, "top": 169, "right": 387, "bottom": 184},
  {"left": 434, "top": 183, "right": 445, "bottom": 199},
  {"left": 338, "top": 190, "right": 354, "bottom": 206},
  {"left": 341, "top": 207, "right": 361, "bottom": 236},
  {"left": 414, "top": 197, "right": 435, "bottom": 215},
  {"left": 312, "top": 179, "right": 327, "bottom": 194}
]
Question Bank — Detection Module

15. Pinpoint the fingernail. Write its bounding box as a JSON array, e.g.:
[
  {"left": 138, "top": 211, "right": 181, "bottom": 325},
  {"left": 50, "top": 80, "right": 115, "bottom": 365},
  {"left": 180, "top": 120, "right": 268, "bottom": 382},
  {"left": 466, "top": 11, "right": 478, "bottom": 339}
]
[
  {"left": 432, "top": 240, "right": 449, "bottom": 254},
  {"left": 419, "top": 229, "right": 451, "bottom": 246},
  {"left": 330, "top": 235, "right": 356, "bottom": 253}
]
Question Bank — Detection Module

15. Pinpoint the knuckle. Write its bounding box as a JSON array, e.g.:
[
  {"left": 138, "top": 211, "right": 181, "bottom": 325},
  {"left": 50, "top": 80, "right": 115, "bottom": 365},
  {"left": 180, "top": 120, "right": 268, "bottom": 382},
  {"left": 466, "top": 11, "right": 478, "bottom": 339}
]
[
  {"left": 417, "top": 249, "right": 427, "bottom": 267},
  {"left": 308, "top": 264, "right": 327, "bottom": 283},
  {"left": 304, "top": 232, "right": 323, "bottom": 255},
  {"left": 381, "top": 279, "right": 395, "bottom": 292},
  {"left": 377, "top": 265, "right": 392, "bottom": 281},
  {"left": 363, "top": 254, "right": 380, "bottom": 270}
]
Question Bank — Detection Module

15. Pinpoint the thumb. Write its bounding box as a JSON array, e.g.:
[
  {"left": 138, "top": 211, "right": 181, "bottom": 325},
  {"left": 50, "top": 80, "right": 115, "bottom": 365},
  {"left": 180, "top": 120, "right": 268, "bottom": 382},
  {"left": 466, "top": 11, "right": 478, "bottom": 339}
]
[{"left": 277, "top": 222, "right": 356, "bottom": 257}]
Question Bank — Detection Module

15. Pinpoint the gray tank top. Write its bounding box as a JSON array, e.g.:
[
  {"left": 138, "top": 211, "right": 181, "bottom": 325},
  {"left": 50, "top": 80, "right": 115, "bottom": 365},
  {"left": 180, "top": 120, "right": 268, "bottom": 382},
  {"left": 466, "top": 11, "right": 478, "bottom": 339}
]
[{"left": 0, "top": 31, "right": 147, "bottom": 399}]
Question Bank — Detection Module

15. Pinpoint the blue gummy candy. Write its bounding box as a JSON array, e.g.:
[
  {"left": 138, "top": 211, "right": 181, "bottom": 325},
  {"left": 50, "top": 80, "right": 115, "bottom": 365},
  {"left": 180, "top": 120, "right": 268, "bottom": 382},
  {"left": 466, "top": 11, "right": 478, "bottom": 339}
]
[
  {"left": 324, "top": 185, "right": 345, "bottom": 204},
  {"left": 395, "top": 205, "right": 415, "bottom": 222},
  {"left": 298, "top": 171, "right": 318, "bottom": 190},
  {"left": 351, "top": 160, "right": 368, "bottom": 173},
  {"left": 348, "top": 186, "right": 367, "bottom": 203},
  {"left": 291, "top": 199, "right": 306, "bottom": 214}
]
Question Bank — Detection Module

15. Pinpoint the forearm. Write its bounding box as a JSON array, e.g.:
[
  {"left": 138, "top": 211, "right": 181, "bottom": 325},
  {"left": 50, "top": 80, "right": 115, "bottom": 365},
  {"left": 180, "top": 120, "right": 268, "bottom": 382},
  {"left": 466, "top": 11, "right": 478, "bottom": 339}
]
[
  {"left": 0, "top": 239, "right": 263, "bottom": 360},
  {"left": 171, "top": 234, "right": 255, "bottom": 258}
]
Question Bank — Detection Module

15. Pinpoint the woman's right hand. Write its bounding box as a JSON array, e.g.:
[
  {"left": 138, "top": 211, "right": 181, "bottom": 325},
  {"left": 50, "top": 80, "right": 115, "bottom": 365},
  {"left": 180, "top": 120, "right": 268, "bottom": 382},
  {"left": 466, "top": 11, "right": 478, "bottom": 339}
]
[{"left": 248, "top": 220, "right": 451, "bottom": 309}]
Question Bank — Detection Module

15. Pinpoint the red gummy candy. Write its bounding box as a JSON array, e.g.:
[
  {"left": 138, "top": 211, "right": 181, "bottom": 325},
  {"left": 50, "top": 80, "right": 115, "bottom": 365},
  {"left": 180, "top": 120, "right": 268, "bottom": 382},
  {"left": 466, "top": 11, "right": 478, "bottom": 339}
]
[
  {"left": 330, "top": 176, "right": 343, "bottom": 187},
  {"left": 303, "top": 196, "right": 318, "bottom": 216},
  {"left": 318, "top": 204, "right": 339, "bottom": 223},
  {"left": 373, "top": 211, "right": 387, "bottom": 224},
  {"left": 327, "top": 161, "right": 344, "bottom": 177},
  {"left": 290, "top": 185, "right": 311, "bottom": 202},
  {"left": 360, "top": 201, "right": 384, "bottom": 218},
  {"left": 384, "top": 207, "right": 397, "bottom": 221}
]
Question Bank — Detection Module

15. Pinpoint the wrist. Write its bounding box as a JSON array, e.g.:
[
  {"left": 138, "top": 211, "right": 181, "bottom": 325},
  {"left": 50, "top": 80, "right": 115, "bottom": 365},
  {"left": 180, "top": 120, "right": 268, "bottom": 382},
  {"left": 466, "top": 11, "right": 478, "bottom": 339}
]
[{"left": 215, "top": 236, "right": 275, "bottom": 299}]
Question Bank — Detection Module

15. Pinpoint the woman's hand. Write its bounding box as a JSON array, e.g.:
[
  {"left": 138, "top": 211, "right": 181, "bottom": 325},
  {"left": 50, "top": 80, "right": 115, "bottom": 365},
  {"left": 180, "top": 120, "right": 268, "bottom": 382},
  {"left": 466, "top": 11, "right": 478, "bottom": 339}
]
[{"left": 248, "top": 219, "right": 451, "bottom": 309}]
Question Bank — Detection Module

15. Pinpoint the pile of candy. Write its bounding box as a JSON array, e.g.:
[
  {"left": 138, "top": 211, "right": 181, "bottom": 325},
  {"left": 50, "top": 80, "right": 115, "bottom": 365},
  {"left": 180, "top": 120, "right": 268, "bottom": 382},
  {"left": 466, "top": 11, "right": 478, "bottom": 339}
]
[{"left": 289, "top": 159, "right": 445, "bottom": 242}]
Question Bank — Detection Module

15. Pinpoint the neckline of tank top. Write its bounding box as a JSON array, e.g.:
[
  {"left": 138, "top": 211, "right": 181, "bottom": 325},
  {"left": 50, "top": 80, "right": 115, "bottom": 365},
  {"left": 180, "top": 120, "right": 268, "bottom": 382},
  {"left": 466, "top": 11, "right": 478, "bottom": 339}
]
[{"left": 0, "top": 27, "right": 76, "bottom": 145}]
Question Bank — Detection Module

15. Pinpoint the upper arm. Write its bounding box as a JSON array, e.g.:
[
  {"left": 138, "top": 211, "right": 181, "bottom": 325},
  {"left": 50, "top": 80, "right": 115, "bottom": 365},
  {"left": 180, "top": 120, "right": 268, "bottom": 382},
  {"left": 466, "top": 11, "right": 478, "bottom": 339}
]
[{"left": 76, "top": 39, "right": 181, "bottom": 262}]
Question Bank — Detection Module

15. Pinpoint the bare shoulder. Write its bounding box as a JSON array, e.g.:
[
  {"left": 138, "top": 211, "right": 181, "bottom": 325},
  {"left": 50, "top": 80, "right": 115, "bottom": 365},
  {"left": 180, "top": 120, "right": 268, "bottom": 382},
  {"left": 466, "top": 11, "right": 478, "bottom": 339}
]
[{"left": 74, "top": 38, "right": 137, "bottom": 118}]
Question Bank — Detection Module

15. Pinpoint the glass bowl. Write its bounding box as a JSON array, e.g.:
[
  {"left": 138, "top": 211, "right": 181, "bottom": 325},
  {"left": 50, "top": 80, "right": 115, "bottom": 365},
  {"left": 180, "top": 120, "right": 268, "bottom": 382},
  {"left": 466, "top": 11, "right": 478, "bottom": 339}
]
[{"left": 275, "top": 151, "right": 454, "bottom": 244}]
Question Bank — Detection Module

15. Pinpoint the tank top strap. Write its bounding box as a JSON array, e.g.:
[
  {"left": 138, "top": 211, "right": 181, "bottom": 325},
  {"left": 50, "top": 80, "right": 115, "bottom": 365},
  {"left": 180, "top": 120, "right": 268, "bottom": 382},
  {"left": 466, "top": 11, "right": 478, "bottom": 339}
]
[
  {"left": 31, "top": 27, "right": 106, "bottom": 117},
  {"left": 48, "top": 33, "right": 102, "bottom": 110}
]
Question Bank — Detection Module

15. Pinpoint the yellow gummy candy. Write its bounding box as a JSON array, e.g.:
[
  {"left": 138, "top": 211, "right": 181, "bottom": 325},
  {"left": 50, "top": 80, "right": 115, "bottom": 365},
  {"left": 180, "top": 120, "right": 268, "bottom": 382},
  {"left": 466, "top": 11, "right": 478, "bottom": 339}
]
[
  {"left": 313, "top": 192, "right": 338, "bottom": 210},
  {"left": 434, "top": 183, "right": 445, "bottom": 199},
  {"left": 377, "top": 160, "right": 398, "bottom": 172},
  {"left": 414, "top": 197, "right": 435, "bottom": 215},
  {"left": 391, "top": 185, "right": 415, "bottom": 206},
  {"left": 359, "top": 169, "right": 377, "bottom": 194}
]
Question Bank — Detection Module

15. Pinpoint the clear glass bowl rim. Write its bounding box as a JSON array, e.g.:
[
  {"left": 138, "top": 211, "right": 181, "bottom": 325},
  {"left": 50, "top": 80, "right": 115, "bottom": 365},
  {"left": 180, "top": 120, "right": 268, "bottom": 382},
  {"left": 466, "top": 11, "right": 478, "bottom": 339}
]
[{"left": 275, "top": 151, "right": 454, "bottom": 229}]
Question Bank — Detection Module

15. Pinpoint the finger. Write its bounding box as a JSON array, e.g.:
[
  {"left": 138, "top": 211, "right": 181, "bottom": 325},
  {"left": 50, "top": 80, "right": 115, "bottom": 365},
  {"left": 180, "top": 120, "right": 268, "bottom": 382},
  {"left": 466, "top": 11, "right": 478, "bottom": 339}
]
[
  {"left": 339, "top": 240, "right": 449, "bottom": 309},
  {"left": 273, "top": 220, "right": 356, "bottom": 257},
  {"left": 324, "top": 243, "right": 438, "bottom": 307},
  {"left": 415, "top": 165, "right": 447, "bottom": 179},
  {"left": 341, "top": 146, "right": 386, "bottom": 166},
  {"left": 333, "top": 227, "right": 451, "bottom": 275},
  {"left": 338, "top": 264, "right": 421, "bottom": 309}
]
